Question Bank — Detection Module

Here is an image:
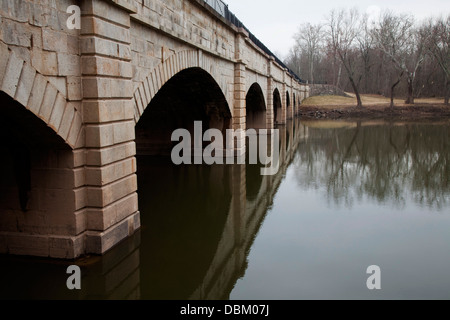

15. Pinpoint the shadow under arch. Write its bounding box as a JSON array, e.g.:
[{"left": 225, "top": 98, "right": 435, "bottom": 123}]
[
  {"left": 286, "top": 90, "right": 291, "bottom": 118},
  {"left": 0, "top": 91, "right": 73, "bottom": 231},
  {"left": 246, "top": 83, "right": 267, "bottom": 130},
  {"left": 135, "top": 67, "right": 232, "bottom": 156},
  {"left": 273, "top": 88, "right": 282, "bottom": 125},
  {"left": 135, "top": 66, "right": 233, "bottom": 299}
]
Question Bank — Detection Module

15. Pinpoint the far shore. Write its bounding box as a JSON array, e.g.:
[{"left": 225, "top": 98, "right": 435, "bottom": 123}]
[{"left": 299, "top": 94, "right": 450, "bottom": 121}]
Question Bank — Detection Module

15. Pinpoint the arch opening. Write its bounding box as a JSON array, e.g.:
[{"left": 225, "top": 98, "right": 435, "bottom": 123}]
[
  {"left": 136, "top": 67, "right": 232, "bottom": 157},
  {"left": 0, "top": 91, "right": 74, "bottom": 237},
  {"left": 273, "top": 88, "right": 282, "bottom": 125},
  {"left": 293, "top": 93, "right": 297, "bottom": 115},
  {"left": 286, "top": 91, "right": 291, "bottom": 119},
  {"left": 246, "top": 83, "right": 266, "bottom": 130}
]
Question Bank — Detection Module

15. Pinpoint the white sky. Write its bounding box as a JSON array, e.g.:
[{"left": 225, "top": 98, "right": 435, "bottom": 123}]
[{"left": 223, "top": 0, "right": 450, "bottom": 59}]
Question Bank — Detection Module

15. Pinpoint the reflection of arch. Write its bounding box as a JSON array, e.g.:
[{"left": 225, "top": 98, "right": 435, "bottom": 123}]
[
  {"left": 273, "top": 88, "right": 282, "bottom": 124},
  {"left": 135, "top": 67, "right": 231, "bottom": 156},
  {"left": 137, "top": 164, "right": 232, "bottom": 299},
  {"left": 133, "top": 50, "right": 231, "bottom": 124},
  {"left": 0, "top": 47, "right": 82, "bottom": 148},
  {"left": 246, "top": 83, "right": 267, "bottom": 130}
]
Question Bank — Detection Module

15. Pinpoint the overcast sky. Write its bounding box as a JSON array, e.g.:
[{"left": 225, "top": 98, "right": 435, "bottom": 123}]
[{"left": 223, "top": 0, "right": 450, "bottom": 59}]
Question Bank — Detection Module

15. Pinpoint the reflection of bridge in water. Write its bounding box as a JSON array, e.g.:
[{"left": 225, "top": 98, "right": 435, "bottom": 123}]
[
  {"left": 0, "top": 119, "right": 309, "bottom": 299},
  {"left": 189, "top": 119, "right": 309, "bottom": 300},
  {"left": 83, "top": 118, "right": 308, "bottom": 300}
]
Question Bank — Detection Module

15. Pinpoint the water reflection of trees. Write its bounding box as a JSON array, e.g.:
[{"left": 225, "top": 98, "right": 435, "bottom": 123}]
[{"left": 294, "top": 122, "right": 450, "bottom": 210}]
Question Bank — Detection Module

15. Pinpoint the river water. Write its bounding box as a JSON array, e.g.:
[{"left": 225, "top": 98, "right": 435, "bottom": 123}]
[{"left": 1, "top": 118, "right": 449, "bottom": 300}]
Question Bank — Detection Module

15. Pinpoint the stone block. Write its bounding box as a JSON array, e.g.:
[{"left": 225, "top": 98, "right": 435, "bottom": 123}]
[
  {"left": 74, "top": 187, "right": 86, "bottom": 211},
  {"left": 87, "top": 174, "right": 136, "bottom": 208},
  {"left": 83, "top": 0, "right": 131, "bottom": 27},
  {"left": 57, "top": 53, "right": 80, "bottom": 76},
  {"left": 67, "top": 111, "right": 82, "bottom": 147},
  {"left": 15, "top": 62, "right": 36, "bottom": 107},
  {"left": 82, "top": 56, "right": 120, "bottom": 76},
  {"left": 110, "top": 78, "right": 133, "bottom": 99},
  {"left": 42, "top": 28, "right": 68, "bottom": 52},
  {"left": 48, "top": 236, "right": 76, "bottom": 259},
  {"left": 49, "top": 233, "right": 85, "bottom": 259},
  {"left": 47, "top": 76, "right": 67, "bottom": 96},
  {"left": 85, "top": 123, "right": 115, "bottom": 148},
  {"left": 80, "top": 36, "right": 131, "bottom": 61},
  {"left": 73, "top": 149, "right": 86, "bottom": 168},
  {"left": 81, "top": 16, "right": 130, "bottom": 44},
  {"left": 73, "top": 208, "right": 87, "bottom": 235},
  {"left": 87, "top": 192, "right": 138, "bottom": 231},
  {"left": 7, "top": 233, "right": 49, "bottom": 257},
  {"left": 85, "top": 157, "right": 136, "bottom": 186},
  {"left": 1, "top": 51, "right": 24, "bottom": 98},
  {"left": 73, "top": 167, "right": 85, "bottom": 188},
  {"left": 0, "top": 42, "right": 9, "bottom": 84},
  {"left": 48, "top": 92, "right": 66, "bottom": 132},
  {"left": 28, "top": 73, "right": 47, "bottom": 114},
  {"left": 84, "top": 99, "right": 133, "bottom": 123},
  {"left": 1, "top": 18, "right": 31, "bottom": 47},
  {"left": 58, "top": 102, "right": 75, "bottom": 141},
  {"left": 113, "top": 120, "right": 135, "bottom": 145},
  {"left": 86, "top": 141, "right": 136, "bottom": 166},
  {"left": 66, "top": 76, "right": 82, "bottom": 101},
  {"left": 85, "top": 212, "right": 138, "bottom": 255},
  {"left": 38, "top": 82, "right": 58, "bottom": 121},
  {"left": 31, "top": 49, "right": 58, "bottom": 75}
]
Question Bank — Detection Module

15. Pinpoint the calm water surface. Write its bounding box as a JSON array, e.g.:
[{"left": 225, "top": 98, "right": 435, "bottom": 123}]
[{"left": 1, "top": 119, "right": 449, "bottom": 299}]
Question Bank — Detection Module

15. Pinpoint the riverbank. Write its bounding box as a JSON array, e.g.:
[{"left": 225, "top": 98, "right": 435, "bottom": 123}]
[{"left": 299, "top": 94, "right": 450, "bottom": 120}]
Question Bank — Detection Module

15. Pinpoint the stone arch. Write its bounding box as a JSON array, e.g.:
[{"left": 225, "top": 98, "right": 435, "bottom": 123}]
[
  {"left": 0, "top": 44, "right": 83, "bottom": 149},
  {"left": 135, "top": 66, "right": 232, "bottom": 156},
  {"left": 246, "top": 82, "right": 267, "bottom": 130},
  {"left": 133, "top": 50, "right": 231, "bottom": 124},
  {"left": 273, "top": 88, "right": 282, "bottom": 124}
]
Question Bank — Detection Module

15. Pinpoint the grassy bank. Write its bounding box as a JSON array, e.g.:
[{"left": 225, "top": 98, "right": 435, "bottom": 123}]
[{"left": 299, "top": 94, "right": 450, "bottom": 120}]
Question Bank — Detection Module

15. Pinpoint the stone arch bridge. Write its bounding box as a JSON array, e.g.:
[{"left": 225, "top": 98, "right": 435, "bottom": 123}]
[{"left": 0, "top": 0, "right": 309, "bottom": 258}]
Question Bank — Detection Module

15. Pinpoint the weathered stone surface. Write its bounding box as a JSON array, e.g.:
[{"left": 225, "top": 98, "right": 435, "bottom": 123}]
[
  {"left": 58, "top": 101, "right": 75, "bottom": 141},
  {"left": 15, "top": 62, "right": 36, "bottom": 106},
  {"left": 57, "top": 53, "right": 80, "bottom": 76},
  {"left": 27, "top": 73, "right": 47, "bottom": 114},
  {"left": 31, "top": 50, "right": 58, "bottom": 75},
  {"left": 66, "top": 76, "right": 82, "bottom": 101},
  {"left": 38, "top": 82, "right": 58, "bottom": 121},
  {"left": 1, "top": 51, "right": 24, "bottom": 97},
  {"left": 48, "top": 92, "right": 66, "bottom": 131}
]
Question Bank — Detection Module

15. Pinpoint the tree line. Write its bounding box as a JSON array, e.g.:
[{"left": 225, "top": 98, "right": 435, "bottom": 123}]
[{"left": 284, "top": 9, "right": 450, "bottom": 107}]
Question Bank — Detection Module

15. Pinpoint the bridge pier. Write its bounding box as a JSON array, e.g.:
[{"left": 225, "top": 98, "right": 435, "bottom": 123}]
[{"left": 80, "top": 0, "right": 140, "bottom": 255}]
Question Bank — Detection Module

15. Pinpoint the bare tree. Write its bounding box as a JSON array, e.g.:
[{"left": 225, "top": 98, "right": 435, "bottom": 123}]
[
  {"left": 294, "top": 23, "right": 324, "bottom": 84},
  {"left": 356, "top": 14, "right": 375, "bottom": 93},
  {"left": 404, "top": 25, "right": 427, "bottom": 104},
  {"left": 326, "top": 8, "right": 363, "bottom": 107},
  {"left": 372, "top": 12, "right": 414, "bottom": 107},
  {"left": 425, "top": 15, "right": 450, "bottom": 105}
]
